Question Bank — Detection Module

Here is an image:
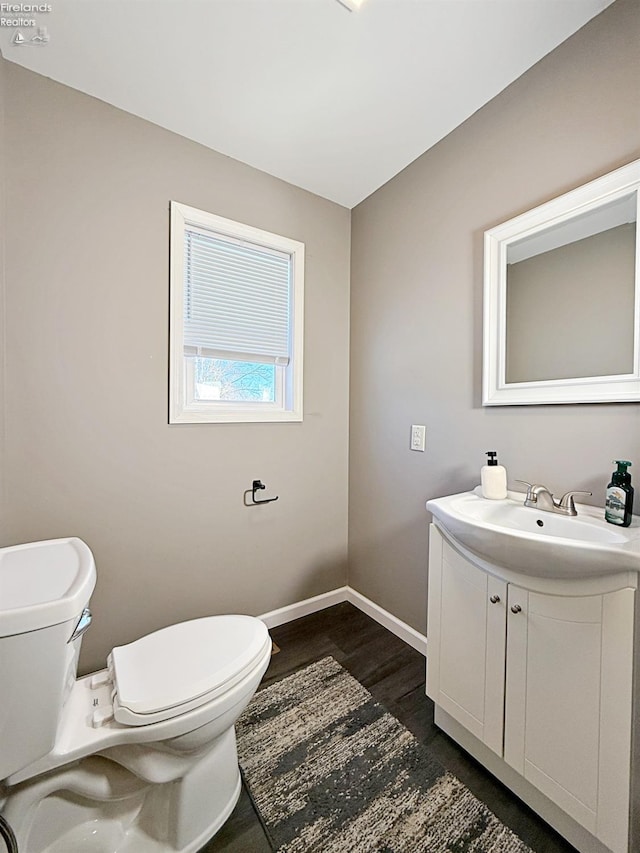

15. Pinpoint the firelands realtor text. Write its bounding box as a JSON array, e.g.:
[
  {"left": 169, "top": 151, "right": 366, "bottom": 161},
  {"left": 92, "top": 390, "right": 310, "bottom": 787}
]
[{"left": 1, "top": 3, "right": 50, "bottom": 27}]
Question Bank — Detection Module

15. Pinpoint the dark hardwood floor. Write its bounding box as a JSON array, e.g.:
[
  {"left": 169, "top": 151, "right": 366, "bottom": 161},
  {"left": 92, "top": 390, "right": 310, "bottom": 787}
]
[{"left": 202, "top": 601, "right": 578, "bottom": 853}]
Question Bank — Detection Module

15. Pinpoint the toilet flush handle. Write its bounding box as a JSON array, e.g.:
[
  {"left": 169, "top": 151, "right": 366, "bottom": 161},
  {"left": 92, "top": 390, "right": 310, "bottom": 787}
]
[{"left": 68, "top": 607, "right": 92, "bottom": 643}]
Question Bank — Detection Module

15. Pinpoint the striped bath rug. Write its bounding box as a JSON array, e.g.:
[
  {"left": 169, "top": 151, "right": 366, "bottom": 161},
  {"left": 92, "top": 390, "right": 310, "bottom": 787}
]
[{"left": 236, "top": 656, "right": 533, "bottom": 853}]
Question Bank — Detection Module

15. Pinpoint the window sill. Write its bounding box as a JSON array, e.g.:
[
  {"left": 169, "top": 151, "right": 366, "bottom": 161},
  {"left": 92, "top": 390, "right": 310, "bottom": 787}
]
[{"left": 169, "top": 406, "right": 303, "bottom": 424}]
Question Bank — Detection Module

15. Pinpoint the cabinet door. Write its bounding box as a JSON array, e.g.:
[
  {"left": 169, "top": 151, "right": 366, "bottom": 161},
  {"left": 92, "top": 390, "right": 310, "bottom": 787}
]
[
  {"left": 427, "top": 526, "right": 506, "bottom": 754},
  {"left": 504, "top": 585, "right": 634, "bottom": 853}
]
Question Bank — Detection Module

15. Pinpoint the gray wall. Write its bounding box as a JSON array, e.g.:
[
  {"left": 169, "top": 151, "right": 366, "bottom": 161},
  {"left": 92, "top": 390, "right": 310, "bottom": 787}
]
[
  {"left": 1, "top": 61, "right": 351, "bottom": 673},
  {"left": 349, "top": 0, "right": 640, "bottom": 635}
]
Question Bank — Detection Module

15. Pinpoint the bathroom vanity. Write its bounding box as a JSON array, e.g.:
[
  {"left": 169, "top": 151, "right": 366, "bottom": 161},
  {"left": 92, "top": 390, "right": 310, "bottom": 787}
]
[{"left": 426, "top": 490, "right": 640, "bottom": 853}]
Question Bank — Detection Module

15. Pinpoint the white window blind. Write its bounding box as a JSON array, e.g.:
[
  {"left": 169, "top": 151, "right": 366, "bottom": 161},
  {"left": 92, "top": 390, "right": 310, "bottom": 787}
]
[{"left": 183, "top": 227, "right": 292, "bottom": 365}]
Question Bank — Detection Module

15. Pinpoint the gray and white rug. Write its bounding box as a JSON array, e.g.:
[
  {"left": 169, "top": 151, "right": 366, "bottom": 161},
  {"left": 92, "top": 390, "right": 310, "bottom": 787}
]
[{"left": 236, "top": 656, "right": 534, "bottom": 853}]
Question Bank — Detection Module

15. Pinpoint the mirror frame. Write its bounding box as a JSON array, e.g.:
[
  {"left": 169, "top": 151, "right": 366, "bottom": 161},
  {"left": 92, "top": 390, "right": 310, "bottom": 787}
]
[{"left": 483, "top": 159, "right": 640, "bottom": 406}]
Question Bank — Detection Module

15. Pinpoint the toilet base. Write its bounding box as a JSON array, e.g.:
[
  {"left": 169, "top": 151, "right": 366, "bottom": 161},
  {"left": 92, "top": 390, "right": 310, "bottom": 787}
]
[
  {"left": 2, "top": 727, "right": 242, "bottom": 853},
  {"left": 28, "top": 775, "right": 241, "bottom": 853}
]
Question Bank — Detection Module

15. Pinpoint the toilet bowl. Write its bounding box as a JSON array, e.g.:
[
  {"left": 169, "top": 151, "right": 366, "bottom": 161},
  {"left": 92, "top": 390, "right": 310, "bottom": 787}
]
[{"left": 0, "top": 538, "right": 272, "bottom": 852}]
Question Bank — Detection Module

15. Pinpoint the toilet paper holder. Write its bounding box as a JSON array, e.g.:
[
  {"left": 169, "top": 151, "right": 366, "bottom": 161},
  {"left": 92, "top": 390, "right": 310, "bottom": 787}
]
[{"left": 247, "top": 479, "right": 279, "bottom": 506}]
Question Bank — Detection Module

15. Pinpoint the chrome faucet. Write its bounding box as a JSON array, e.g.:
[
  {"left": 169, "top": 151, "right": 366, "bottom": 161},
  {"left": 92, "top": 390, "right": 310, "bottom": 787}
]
[{"left": 515, "top": 480, "right": 592, "bottom": 517}]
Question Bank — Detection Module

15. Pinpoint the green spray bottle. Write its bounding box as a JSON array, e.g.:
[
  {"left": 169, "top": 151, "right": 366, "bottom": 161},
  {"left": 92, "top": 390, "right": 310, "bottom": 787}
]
[{"left": 604, "top": 461, "right": 634, "bottom": 527}]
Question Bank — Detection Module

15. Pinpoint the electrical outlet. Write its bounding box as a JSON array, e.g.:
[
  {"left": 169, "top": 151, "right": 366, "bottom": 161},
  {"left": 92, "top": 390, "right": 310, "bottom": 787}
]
[{"left": 410, "top": 424, "right": 426, "bottom": 452}]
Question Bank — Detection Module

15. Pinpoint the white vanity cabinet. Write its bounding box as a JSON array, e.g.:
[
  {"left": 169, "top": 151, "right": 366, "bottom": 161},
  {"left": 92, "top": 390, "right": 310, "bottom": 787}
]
[{"left": 427, "top": 523, "right": 636, "bottom": 853}]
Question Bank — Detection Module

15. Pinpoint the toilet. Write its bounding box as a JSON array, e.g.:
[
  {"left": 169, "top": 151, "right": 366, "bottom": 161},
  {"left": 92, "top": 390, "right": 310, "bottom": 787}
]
[{"left": 0, "top": 537, "right": 272, "bottom": 852}]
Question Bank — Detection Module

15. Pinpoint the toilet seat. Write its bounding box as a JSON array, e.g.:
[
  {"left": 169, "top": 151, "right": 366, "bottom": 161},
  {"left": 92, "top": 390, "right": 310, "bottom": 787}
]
[{"left": 107, "top": 615, "right": 270, "bottom": 726}]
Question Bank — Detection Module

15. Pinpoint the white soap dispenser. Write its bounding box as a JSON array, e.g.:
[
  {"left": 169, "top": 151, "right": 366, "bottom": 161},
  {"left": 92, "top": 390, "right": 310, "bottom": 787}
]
[{"left": 481, "top": 451, "right": 507, "bottom": 500}]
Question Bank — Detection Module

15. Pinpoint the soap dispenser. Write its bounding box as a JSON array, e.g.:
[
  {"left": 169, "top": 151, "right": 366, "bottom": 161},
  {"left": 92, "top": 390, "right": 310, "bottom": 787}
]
[
  {"left": 481, "top": 451, "right": 507, "bottom": 500},
  {"left": 605, "top": 460, "right": 634, "bottom": 527}
]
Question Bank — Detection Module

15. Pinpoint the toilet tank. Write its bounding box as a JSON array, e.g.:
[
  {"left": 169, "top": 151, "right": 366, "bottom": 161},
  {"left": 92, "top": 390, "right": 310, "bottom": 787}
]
[{"left": 0, "top": 538, "right": 97, "bottom": 781}]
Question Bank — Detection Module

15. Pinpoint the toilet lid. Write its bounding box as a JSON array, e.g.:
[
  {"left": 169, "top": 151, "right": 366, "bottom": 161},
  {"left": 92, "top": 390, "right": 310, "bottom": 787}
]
[{"left": 110, "top": 615, "right": 269, "bottom": 722}]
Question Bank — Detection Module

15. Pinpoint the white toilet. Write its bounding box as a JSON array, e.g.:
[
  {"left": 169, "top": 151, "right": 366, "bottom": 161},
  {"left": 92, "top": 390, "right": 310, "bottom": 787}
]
[{"left": 0, "top": 537, "right": 272, "bottom": 853}]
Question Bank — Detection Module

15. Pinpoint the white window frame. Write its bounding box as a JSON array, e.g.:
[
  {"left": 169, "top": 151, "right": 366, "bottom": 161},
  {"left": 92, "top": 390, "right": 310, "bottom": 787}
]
[{"left": 169, "top": 202, "right": 304, "bottom": 423}]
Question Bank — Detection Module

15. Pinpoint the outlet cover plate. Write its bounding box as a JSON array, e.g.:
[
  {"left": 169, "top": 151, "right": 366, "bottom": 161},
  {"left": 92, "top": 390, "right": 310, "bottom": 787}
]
[{"left": 411, "top": 424, "right": 426, "bottom": 452}]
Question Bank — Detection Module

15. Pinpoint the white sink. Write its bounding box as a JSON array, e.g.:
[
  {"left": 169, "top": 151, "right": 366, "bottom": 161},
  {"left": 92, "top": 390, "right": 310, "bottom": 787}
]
[
  {"left": 427, "top": 487, "right": 640, "bottom": 578},
  {"left": 0, "top": 538, "right": 96, "bottom": 636}
]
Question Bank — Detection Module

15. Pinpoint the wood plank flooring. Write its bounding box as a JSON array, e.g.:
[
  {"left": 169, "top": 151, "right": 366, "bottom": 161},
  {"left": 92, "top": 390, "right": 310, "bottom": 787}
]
[{"left": 202, "top": 601, "right": 578, "bottom": 853}]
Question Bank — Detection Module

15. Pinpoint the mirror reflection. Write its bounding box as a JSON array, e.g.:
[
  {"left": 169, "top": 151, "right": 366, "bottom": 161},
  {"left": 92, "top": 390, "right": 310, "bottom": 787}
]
[{"left": 505, "top": 194, "right": 637, "bottom": 383}]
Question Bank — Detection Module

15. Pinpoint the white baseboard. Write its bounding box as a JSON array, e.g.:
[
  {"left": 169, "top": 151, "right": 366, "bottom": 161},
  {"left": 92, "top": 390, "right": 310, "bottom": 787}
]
[
  {"left": 344, "top": 588, "right": 427, "bottom": 656},
  {"left": 259, "top": 587, "right": 349, "bottom": 629},
  {"left": 259, "top": 586, "right": 427, "bottom": 657}
]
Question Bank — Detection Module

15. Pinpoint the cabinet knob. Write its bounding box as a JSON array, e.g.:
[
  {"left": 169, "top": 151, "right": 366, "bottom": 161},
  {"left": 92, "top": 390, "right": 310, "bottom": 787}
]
[
  {"left": 489, "top": 594, "right": 501, "bottom": 604},
  {"left": 511, "top": 604, "right": 522, "bottom": 614}
]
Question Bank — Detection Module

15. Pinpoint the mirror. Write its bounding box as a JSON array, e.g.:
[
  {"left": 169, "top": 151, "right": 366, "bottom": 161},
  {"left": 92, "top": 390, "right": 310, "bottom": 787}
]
[{"left": 483, "top": 159, "right": 640, "bottom": 405}]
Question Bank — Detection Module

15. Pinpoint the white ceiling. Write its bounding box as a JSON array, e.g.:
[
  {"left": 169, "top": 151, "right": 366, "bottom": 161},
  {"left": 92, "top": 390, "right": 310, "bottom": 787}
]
[{"left": 1, "top": 0, "right": 614, "bottom": 208}]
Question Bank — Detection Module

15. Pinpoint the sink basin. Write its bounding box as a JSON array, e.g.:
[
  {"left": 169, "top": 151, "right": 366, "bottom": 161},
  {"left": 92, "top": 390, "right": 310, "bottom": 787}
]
[
  {"left": 0, "top": 538, "right": 96, "bottom": 636},
  {"left": 427, "top": 487, "right": 640, "bottom": 578}
]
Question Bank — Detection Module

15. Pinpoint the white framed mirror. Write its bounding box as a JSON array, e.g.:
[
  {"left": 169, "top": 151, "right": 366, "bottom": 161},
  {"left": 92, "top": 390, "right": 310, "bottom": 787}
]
[{"left": 483, "top": 159, "right": 640, "bottom": 406}]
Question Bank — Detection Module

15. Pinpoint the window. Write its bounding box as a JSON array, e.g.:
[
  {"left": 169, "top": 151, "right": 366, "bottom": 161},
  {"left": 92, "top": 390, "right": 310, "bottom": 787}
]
[{"left": 169, "top": 202, "right": 304, "bottom": 423}]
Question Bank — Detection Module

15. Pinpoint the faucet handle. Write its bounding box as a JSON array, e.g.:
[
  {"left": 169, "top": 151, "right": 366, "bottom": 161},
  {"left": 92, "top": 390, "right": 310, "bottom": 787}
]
[
  {"left": 515, "top": 479, "right": 533, "bottom": 498},
  {"left": 515, "top": 480, "right": 550, "bottom": 499},
  {"left": 515, "top": 480, "right": 541, "bottom": 507},
  {"left": 515, "top": 481, "right": 555, "bottom": 508},
  {"left": 559, "top": 490, "right": 592, "bottom": 513}
]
